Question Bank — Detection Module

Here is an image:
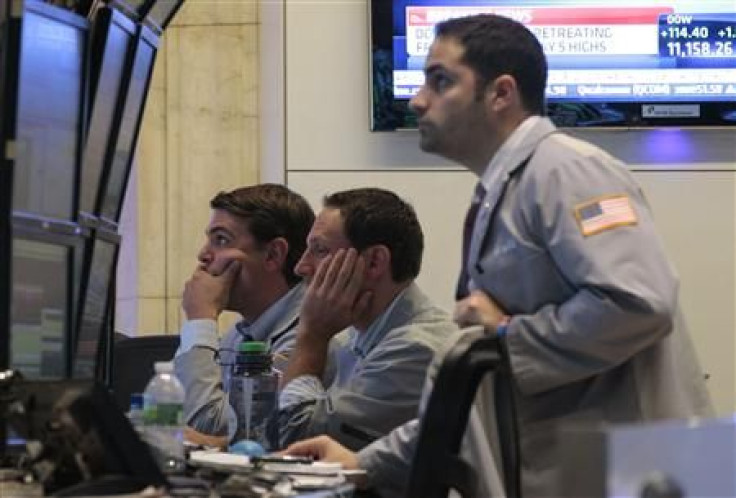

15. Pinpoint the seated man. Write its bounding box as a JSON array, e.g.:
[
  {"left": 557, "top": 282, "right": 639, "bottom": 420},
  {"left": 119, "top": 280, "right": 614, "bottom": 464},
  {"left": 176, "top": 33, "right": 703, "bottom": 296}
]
[
  {"left": 173, "top": 184, "right": 315, "bottom": 436},
  {"left": 275, "top": 187, "right": 458, "bottom": 450}
]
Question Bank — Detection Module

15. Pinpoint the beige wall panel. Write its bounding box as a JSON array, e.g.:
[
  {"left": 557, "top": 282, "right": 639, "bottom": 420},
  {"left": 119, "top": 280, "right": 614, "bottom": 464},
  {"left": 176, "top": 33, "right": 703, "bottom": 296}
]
[
  {"left": 171, "top": 0, "right": 258, "bottom": 26},
  {"left": 137, "top": 297, "right": 168, "bottom": 335},
  {"left": 137, "top": 41, "right": 168, "bottom": 299},
  {"left": 166, "top": 297, "right": 183, "bottom": 334},
  {"left": 164, "top": 25, "right": 260, "bottom": 304},
  {"left": 219, "top": 311, "right": 242, "bottom": 335}
]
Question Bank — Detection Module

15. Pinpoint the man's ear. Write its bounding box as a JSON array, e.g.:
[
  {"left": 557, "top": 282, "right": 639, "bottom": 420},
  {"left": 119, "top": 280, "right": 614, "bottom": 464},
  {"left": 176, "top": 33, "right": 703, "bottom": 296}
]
[
  {"left": 264, "top": 237, "right": 288, "bottom": 272},
  {"left": 362, "top": 245, "right": 391, "bottom": 280},
  {"left": 487, "top": 74, "right": 518, "bottom": 112}
]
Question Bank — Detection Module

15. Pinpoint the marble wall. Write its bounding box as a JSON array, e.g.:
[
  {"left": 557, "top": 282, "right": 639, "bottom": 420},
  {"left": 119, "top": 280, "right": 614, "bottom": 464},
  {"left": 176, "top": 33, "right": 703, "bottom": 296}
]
[{"left": 116, "top": 0, "right": 261, "bottom": 336}]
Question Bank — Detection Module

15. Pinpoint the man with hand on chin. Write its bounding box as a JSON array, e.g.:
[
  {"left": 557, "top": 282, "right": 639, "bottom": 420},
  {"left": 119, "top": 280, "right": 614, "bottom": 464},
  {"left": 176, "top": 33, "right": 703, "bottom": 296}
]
[
  {"left": 274, "top": 188, "right": 458, "bottom": 451},
  {"left": 173, "top": 184, "right": 315, "bottom": 437}
]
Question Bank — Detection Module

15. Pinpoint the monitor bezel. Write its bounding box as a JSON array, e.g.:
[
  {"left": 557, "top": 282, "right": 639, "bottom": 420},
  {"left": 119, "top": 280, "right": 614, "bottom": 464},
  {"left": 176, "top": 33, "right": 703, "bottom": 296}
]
[
  {"left": 96, "top": 24, "right": 160, "bottom": 223},
  {"left": 140, "top": 0, "right": 185, "bottom": 32},
  {"left": 0, "top": 3, "right": 12, "bottom": 375},
  {"left": 73, "top": 228, "right": 120, "bottom": 381},
  {"left": 79, "top": 6, "right": 138, "bottom": 219}
]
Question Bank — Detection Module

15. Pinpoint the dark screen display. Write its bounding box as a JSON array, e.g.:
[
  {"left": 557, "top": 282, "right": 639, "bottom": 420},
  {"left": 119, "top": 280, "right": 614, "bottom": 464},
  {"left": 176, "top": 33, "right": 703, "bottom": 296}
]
[
  {"left": 79, "top": 10, "right": 135, "bottom": 215},
  {"left": 10, "top": 239, "right": 68, "bottom": 379},
  {"left": 12, "top": 6, "right": 86, "bottom": 218},
  {"left": 100, "top": 30, "right": 157, "bottom": 222},
  {"left": 73, "top": 238, "right": 116, "bottom": 379}
]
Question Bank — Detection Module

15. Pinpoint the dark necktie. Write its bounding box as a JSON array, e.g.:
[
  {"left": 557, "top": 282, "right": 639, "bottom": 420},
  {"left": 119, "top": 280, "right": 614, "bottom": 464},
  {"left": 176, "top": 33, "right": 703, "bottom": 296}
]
[{"left": 455, "top": 182, "right": 486, "bottom": 300}]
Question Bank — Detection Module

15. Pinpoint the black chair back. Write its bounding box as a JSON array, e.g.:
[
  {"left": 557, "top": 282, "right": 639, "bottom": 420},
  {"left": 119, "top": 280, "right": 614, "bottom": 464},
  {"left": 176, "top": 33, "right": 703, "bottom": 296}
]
[
  {"left": 110, "top": 334, "right": 180, "bottom": 412},
  {"left": 405, "top": 326, "right": 521, "bottom": 498}
]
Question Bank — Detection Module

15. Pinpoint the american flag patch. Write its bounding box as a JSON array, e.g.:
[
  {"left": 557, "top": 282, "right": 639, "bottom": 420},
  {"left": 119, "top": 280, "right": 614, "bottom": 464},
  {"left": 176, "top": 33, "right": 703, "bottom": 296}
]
[{"left": 574, "top": 195, "right": 638, "bottom": 237}]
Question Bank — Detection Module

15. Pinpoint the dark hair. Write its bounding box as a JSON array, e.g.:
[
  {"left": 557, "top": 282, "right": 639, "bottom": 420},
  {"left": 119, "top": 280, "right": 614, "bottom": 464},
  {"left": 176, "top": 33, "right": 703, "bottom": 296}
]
[
  {"left": 211, "top": 184, "right": 315, "bottom": 286},
  {"left": 435, "top": 14, "right": 547, "bottom": 115},
  {"left": 323, "top": 188, "right": 423, "bottom": 282}
]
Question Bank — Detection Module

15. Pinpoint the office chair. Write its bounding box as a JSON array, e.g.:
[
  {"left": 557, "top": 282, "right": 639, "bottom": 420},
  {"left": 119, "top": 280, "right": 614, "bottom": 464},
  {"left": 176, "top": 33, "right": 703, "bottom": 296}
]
[
  {"left": 405, "top": 326, "right": 521, "bottom": 498},
  {"left": 110, "top": 334, "right": 180, "bottom": 412}
]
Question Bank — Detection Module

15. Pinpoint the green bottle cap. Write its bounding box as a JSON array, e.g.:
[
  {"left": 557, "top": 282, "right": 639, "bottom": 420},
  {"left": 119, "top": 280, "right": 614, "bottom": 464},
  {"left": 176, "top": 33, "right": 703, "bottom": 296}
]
[{"left": 239, "top": 341, "right": 267, "bottom": 353}]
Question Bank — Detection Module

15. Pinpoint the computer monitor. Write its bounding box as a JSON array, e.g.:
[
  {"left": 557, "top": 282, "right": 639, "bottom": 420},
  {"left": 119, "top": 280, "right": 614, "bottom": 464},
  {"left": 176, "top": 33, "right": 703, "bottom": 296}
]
[
  {"left": 79, "top": 6, "right": 137, "bottom": 218},
  {"left": 7, "top": 216, "right": 86, "bottom": 380},
  {"left": 73, "top": 231, "right": 119, "bottom": 380},
  {"left": 98, "top": 25, "right": 159, "bottom": 223},
  {"left": 1, "top": 0, "right": 88, "bottom": 219}
]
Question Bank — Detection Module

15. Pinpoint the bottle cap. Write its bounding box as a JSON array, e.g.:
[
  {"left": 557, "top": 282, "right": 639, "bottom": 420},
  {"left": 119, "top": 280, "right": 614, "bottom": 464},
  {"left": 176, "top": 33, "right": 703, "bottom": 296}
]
[
  {"left": 238, "top": 341, "right": 267, "bottom": 354},
  {"left": 154, "top": 361, "right": 174, "bottom": 373}
]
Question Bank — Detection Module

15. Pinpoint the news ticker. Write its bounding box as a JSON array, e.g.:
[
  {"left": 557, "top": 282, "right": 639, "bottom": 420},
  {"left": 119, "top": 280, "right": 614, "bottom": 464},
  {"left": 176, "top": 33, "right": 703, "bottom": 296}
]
[
  {"left": 394, "top": 68, "right": 736, "bottom": 99},
  {"left": 404, "top": 6, "right": 736, "bottom": 58}
]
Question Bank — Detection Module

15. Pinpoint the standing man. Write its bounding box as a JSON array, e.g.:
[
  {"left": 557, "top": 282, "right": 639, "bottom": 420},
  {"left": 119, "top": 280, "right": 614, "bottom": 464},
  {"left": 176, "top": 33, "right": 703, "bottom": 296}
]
[
  {"left": 284, "top": 14, "right": 713, "bottom": 496},
  {"left": 274, "top": 187, "right": 458, "bottom": 450},
  {"left": 174, "top": 184, "right": 315, "bottom": 437}
]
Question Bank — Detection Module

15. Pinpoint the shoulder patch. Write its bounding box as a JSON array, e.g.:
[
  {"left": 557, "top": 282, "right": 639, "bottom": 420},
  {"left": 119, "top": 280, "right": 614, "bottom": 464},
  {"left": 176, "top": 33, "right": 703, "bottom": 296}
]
[{"left": 574, "top": 194, "right": 638, "bottom": 237}]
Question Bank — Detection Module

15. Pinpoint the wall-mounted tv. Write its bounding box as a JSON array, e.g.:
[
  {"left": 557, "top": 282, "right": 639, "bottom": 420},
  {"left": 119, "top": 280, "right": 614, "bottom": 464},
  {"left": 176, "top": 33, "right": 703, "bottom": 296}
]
[{"left": 370, "top": 0, "right": 736, "bottom": 129}]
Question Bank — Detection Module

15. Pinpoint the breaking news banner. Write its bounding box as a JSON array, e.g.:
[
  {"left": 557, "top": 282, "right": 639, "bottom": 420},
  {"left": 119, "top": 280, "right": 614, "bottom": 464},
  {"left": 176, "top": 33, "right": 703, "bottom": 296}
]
[{"left": 406, "top": 6, "right": 674, "bottom": 57}]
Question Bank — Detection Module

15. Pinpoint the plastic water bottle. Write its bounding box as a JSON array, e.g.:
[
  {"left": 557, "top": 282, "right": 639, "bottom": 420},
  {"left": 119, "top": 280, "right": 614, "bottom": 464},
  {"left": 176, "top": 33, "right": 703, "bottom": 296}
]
[
  {"left": 127, "top": 392, "right": 144, "bottom": 432},
  {"left": 227, "top": 341, "right": 279, "bottom": 450},
  {"left": 142, "top": 361, "right": 185, "bottom": 473}
]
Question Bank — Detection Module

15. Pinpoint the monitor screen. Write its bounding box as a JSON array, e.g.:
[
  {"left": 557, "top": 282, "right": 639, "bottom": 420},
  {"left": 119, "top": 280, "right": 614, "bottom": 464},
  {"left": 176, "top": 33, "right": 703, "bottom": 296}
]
[
  {"left": 371, "top": 0, "right": 736, "bottom": 129},
  {"left": 9, "top": 1, "right": 87, "bottom": 217},
  {"left": 73, "top": 236, "right": 117, "bottom": 379},
  {"left": 10, "top": 238, "right": 70, "bottom": 379},
  {"left": 78, "top": 7, "right": 136, "bottom": 216},
  {"left": 99, "top": 26, "right": 159, "bottom": 222}
]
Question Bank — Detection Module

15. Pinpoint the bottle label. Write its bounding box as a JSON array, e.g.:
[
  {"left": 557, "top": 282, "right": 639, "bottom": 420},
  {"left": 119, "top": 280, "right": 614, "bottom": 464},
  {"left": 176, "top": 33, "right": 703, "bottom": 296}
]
[{"left": 143, "top": 402, "right": 183, "bottom": 426}]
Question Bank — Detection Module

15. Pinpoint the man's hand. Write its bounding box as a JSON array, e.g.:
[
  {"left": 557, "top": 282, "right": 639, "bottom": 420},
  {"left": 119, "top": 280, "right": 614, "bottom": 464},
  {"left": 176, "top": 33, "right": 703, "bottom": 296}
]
[
  {"left": 454, "top": 290, "right": 507, "bottom": 336},
  {"left": 182, "top": 258, "right": 241, "bottom": 320},
  {"left": 300, "top": 248, "right": 373, "bottom": 342},
  {"left": 282, "top": 435, "right": 358, "bottom": 466},
  {"left": 281, "top": 248, "right": 373, "bottom": 386},
  {"left": 281, "top": 435, "right": 368, "bottom": 488}
]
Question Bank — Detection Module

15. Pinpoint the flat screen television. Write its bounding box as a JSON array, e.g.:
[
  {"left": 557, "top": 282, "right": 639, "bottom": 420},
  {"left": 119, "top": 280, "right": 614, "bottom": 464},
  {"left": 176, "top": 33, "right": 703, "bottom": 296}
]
[
  {"left": 370, "top": 0, "right": 736, "bottom": 129},
  {"left": 0, "top": 0, "right": 88, "bottom": 217},
  {"left": 78, "top": 6, "right": 137, "bottom": 218},
  {"left": 98, "top": 25, "right": 159, "bottom": 223}
]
